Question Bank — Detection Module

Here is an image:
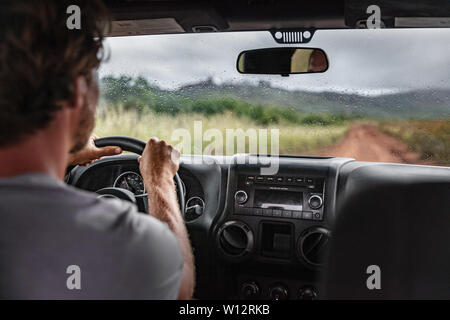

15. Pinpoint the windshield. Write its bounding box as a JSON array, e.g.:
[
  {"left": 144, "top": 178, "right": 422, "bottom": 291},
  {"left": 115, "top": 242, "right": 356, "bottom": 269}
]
[{"left": 98, "top": 29, "right": 450, "bottom": 166}]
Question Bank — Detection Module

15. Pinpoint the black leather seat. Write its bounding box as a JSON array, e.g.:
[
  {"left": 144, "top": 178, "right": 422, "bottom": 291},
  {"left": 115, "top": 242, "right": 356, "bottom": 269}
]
[{"left": 322, "top": 163, "right": 450, "bottom": 299}]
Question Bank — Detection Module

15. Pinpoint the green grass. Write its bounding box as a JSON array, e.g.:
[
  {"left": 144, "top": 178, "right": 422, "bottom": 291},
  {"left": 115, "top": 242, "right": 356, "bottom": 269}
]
[
  {"left": 379, "top": 119, "right": 450, "bottom": 165},
  {"left": 95, "top": 107, "right": 349, "bottom": 156}
]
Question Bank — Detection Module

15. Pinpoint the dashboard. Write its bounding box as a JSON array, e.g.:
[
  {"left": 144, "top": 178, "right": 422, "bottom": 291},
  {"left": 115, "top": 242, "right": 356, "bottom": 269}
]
[
  {"left": 67, "top": 153, "right": 450, "bottom": 300},
  {"left": 67, "top": 153, "right": 345, "bottom": 300}
]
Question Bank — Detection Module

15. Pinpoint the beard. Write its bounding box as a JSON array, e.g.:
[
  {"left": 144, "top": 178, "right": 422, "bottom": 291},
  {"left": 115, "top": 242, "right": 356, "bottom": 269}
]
[{"left": 69, "top": 100, "right": 95, "bottom": 154}]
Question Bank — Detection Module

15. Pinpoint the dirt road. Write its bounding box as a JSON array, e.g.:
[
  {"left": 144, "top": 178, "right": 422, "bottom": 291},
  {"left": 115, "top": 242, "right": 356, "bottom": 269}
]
[{"left": 317, "top": 123, "right": 425, "bottom": 164}]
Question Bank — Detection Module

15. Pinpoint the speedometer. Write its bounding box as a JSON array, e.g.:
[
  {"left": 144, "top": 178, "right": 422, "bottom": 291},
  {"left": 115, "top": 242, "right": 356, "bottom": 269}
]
[{"left": 113, "top": 171, "right": 145, "bottom": 195}]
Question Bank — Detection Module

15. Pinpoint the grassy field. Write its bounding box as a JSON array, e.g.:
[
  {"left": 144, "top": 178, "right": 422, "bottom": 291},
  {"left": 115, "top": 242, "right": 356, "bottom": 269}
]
[
  {"left": 379, "top": 119, "right": 450, "bottom": 165},
  {"left": 95, "top": 107, "right": 349, "bottom": 156},
  {"left": 95, "top": 106, "right": 449, "bottom": 165}
]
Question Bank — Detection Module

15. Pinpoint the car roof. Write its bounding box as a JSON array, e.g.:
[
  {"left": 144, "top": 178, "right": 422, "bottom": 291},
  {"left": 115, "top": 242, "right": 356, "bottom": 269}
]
[{"left": 103, "top": 0, "right": 450, "bottom": 37}]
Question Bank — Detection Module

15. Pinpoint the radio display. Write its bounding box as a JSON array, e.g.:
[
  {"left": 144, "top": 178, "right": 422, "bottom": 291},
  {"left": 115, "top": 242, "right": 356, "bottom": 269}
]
[{"left": 254, "top": 189, "right": 303, "bottom": 211}]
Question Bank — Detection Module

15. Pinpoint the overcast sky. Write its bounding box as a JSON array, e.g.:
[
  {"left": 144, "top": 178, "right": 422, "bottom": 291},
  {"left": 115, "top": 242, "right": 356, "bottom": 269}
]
[{"left": 99, "top": 28, "right": 450, "bottom": 96}]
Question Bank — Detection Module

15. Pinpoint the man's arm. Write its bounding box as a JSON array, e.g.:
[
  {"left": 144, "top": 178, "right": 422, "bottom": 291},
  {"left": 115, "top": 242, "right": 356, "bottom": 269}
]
[{"left": 139, "top": 138, "right": 195, "bottom": 300}]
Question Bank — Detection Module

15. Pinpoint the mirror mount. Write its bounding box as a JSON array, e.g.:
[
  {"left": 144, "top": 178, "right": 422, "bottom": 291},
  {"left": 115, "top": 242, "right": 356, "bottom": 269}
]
[{"left": 270, "top": 28, "right": 317, "bottom": 44}]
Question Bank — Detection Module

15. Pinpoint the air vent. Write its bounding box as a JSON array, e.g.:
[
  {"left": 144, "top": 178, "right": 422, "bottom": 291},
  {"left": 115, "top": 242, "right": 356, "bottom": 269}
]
[
  {"left": 217, "top": 221, "right": 254, "bottom": 259},
  {"left": 298, "top": 227, "right": 330, "bottom": 267}
]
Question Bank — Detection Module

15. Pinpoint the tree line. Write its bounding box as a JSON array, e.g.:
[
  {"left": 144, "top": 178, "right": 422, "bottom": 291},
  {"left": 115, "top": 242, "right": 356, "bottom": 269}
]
[{"left": 100, "top": 75, "right": 360, "bottom": 126}]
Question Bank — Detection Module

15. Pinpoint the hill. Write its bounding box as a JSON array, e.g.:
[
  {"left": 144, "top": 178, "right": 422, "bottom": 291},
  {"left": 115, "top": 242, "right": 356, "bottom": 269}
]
[
  {"left": 175, "top": 79, "right": 450, "bottom": 119},
  {"left": 100, "top": 75, "right": 450, "bottom": 119}
]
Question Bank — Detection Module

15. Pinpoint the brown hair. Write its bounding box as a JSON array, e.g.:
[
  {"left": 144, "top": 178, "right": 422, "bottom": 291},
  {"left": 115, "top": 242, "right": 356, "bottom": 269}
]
[{"left": 0, "top": 0, "right": 109, "bottom": 147}]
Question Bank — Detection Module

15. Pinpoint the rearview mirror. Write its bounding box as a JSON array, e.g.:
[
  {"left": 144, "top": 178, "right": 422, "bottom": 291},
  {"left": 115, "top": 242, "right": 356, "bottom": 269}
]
[{"left": 237, "top": 47, "right": 328, "bottom": 76}]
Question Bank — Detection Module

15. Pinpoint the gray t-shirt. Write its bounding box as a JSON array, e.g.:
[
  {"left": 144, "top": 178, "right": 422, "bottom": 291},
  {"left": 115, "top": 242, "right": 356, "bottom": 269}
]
[{"left": 0, "top": 173, "right": 183, "bottom": 299}]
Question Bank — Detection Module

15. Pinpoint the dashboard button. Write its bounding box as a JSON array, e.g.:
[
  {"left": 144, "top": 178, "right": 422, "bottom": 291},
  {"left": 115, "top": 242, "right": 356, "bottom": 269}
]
[
  {"left": 269, "top": 285, "right": 288, "bottom": 301},
  {"left": 313, "top": 212, "right": 322, "bottom": 220},
  {"left": 235, "top": 190, "right": 248, "bottom": 204},
  {"left": 286, "top": 177, "right": 293, "bottom": 183},
  {"left": 308, "top": 195, "right": 323, "bottom": 209},
  {"left": 303, "top": 211, "right": 313, "bottom": 220},
  {"left": 306, "top": 178, "right": 314, "bottom": 184},
  {"left": 276, "top": 177, "right": 284, "bottom": 183},
  {"left": 292, "top": 211, "right": 302, "bottom": 219},
  {"left": 263, "top": 209, "right": 273, "bottom": 217},
  {"left": 282, "top": 210, "right": 292, "bottom": 218},
  {"left": 254, "top": 208, "right": 263, "bottom": 216},
  {"left": 266, "top": 176, "right": 275, "bottom": 182},
  {"left": 296, "top": 177, "right": 304, "bottom": 183},
  {"left": 256, "top": 176, "right": 265, "bottom": 183},
  {"left": 272, "top": 209, "right": 282, "bottom": 217},
  {"left": 246, "top": 176, "right": 255, "bottom": 181},
  {"left": 298, "top": 286, "right": 318, "bottom": 300},
  {"left": 241, "top": 281, "right": 260, "bottom": 299}
]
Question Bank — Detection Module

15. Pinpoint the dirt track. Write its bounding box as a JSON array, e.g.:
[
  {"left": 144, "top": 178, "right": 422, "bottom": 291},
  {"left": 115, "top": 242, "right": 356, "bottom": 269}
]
[{"left": 317, "top": 123, "right": 424, "bottom": 164}]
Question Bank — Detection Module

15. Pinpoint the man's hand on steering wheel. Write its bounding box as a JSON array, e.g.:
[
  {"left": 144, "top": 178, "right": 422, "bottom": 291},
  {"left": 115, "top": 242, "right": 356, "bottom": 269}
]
[
  {"left": 92, "top": 135, "right": 185, "bottom": 215},
  {"left": 138, "top": 137, "right": 180, "bottom": 187},
  {"left": 68, "top": 134, "right": 123, "bottom": 166}
]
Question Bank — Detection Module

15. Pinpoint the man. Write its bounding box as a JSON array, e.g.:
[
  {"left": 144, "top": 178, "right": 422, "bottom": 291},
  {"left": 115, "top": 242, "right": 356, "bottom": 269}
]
[{"left": 0, "top": 0, "right": 194, "bottom": 299}]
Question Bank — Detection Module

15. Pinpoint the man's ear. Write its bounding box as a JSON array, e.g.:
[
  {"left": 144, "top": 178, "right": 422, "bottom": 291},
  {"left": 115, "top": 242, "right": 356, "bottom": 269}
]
[{"left": 70, "top": 76, "right": 89, "bottom": 111}]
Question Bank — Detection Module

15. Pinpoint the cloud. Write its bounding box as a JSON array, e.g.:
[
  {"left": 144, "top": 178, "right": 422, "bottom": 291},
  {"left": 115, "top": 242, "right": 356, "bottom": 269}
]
[{"left": 100, "top": 28, "right": 450, "bottom": 95}]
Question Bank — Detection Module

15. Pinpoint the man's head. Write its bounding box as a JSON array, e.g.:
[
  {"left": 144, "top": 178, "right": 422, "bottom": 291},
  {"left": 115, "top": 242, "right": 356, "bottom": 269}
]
[
  {"left": 0, "top": 0, "right": 109, "bottom": 153},
  {"left": 308, "top": 49, "right": 327, "bottom": 73}
]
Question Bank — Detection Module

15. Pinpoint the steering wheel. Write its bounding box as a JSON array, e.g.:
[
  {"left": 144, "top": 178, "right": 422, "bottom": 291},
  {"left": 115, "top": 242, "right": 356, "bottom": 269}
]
[{"left": 94, "top": 136, "right": 185, "bottom": 217}]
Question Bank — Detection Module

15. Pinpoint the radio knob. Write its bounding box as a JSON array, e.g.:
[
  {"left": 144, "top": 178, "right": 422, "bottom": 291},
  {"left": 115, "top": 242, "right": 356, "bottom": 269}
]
[
  {"left": 298, "top": 286, "right": 318, "bottom": 300},
  {"left": 241, "top": 281, "right": 260, "bottom": 299},
  {"left": 308, "top": 195, "right": 323, "bottom": 209},
  {"left": 235, "top": 190, "right": 248, "bottom": 204},
  {"left": 269, "top": 284, "right": 288, "bottom": 301}
]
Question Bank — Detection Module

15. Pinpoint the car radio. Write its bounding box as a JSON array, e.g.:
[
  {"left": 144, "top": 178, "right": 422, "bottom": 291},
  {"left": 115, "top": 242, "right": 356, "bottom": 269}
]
[{"left": 233, "top": 174, "right": 325, "bottom": 221}]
